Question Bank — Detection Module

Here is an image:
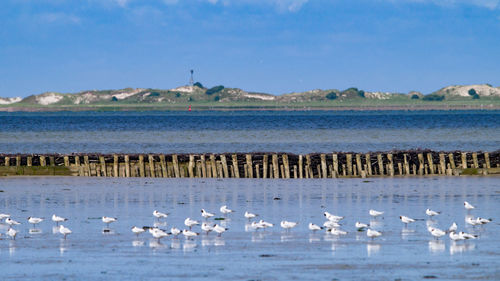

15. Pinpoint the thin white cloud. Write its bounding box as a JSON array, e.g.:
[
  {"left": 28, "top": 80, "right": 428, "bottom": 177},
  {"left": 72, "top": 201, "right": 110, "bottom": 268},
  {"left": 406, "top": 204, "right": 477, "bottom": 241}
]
[
  {"left": 37, "top": 12, "right": 81, "bottom": 24},
  {"left": 386, "top": 0, "right": 499, "bottom": 10}
]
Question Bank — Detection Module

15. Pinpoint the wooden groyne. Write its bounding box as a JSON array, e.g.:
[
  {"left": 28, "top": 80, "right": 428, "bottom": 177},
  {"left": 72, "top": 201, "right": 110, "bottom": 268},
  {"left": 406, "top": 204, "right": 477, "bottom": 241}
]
[{"left": 0, "top": 150, "right": 499, "bottom": 178}]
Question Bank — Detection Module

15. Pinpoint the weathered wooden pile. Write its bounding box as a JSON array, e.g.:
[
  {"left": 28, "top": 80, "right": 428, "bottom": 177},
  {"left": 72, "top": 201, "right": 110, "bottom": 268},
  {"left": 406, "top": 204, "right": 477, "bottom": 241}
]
[{"left": 0, "top": 150, "right": 498, "bottom": 178}]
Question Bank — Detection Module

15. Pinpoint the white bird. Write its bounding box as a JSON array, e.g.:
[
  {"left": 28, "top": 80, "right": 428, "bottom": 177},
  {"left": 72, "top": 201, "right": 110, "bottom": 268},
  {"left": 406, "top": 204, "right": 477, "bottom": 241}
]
[
  {"left": 102, "top": 216, "right": 117, "bottom": 227},
  {"left": 466, "top": 217, "right": 480, "bottom": 226},
  {"left": 184, "top": 218, "right": 199, "bottom": 229},
  {"left": 131, "top": 226, "right": 146, "bottom": 237},
  {"left": 52, "top": 214, "right": 67, "bottom": 225},
  {"left": 280, "top": 220, "right": 298, "bottom": 231},
  {"left": 153, "top": 210, "right": 169, "bottom": 220},
  {"left": 426, "top": 209, "right": 441, "bottom": 217},
  {"left": 367, "top": 229, "right": 382, "bottom": 239},
  {"left": 449, "top": 222, "right": 458, "bottom": 232},
  {"left": 182, "top": 229, "right": 199, "bottom": 239},
  {"left": 475, "top": 217, "right": 492, "bottom": 225},
  {"left": 259, "top": 220, "right": 274, "bottom": 229},
  {"left": 170, "top": 227, "right": 181, "bottom": 237},
  {"left": 449, "top": 231, "right": 464, "bottom": 241},
  {"left": 0, "top": 213, "right": 10, "bottom": 220},
  {"left": 400, "top": 215, "right": 415, "bottom": 225},
  {"left": 27, "top": 217, "right": 44, "bottom": 226},
  {"left": 150, "top": 228, "right": 169, "bottom": 242},
  {"left": 329, "top": 228, "right": 347, "bottom": 235},
  {"left": 355, "top": 222, "right": 369, "bottom": 231},
  {"left": 369, "top": 209, "right": 384, "bottom": 218},
  {"left": 201, "top": 209, "right": 215, "bottom": 219},
  {"left": 5, "top": 218, "right": 20, "bottom": 227},
  {"left": 244, "top": 211, "right": 258, "bottom": 220},
  {"left": 459, "top": 231, "right": 477, "bottom": 239},
  {"left": 220, "top": 205, "right": 234, "bottom": 215},
  {"left": 323, "top": 220, "right": 341, "bottom": 229},
  {"left": 464, "top": 201, "right": 475, "bottom": 210},
  {"left": 324, "top": 212, "right": 344, "bottom": 222},
  {"left": 7, "top": 228, "right": 18, "bottom": 240},
  {"left": 213, "top": 224, "right": 228, "bottom": 237},
  {"left": 428, "top": 227, "right": 446, "bottom": 239},
  {"left": 308, "top": 223, "right": 323, "bottom": 232},
  {"left": 59, "top": 225, "right": 72, "bottom": 240},
  {"left": 250, "top": 221, "right": 264, "bottom": 230},
  {"left": 201, "top": 222, "right": 214, "bottom": 234}
]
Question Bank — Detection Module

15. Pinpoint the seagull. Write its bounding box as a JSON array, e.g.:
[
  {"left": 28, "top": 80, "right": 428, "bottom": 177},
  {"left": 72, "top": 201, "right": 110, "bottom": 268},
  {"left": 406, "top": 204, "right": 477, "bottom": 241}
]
[
  {"left": 213, "top": 224, "right": 228, "bottom": 237},
  {"left": 329, "top": 228, "right": 347, "bottom": 235},
  {"left": 426, "top": 209, "right": 441, "bottom": 217},
  {"left": 131, "top": 226, "right": 146, "bottom": 237},
  {"left": 449, "top": 222, "right": 458, "bottom": 233},
  {"left": 449, "top": 231, "right": 464, "bottom": 241},
  {"left": 475, "top": 217, "right": 492, "bottom": 225},
  {"left": 52, "top": 214, "right": 67, "bottom": 225},
  {"left": 59, "top": 225, "right": 72, "bottom": 240},
  {"left": 182, "top": 229, "right": 199, "bottom": 240},
  {"left": 280, "top": 220, "right": 298, "bottom": 231},
  {"left": 250, "top": 221, "right": 264, "bottom": 231},
  {"left": 27, "top": 217, "right": 44, "bottom": 226},
  {"left": 399, "top": 215, "right": 415, "bottom": 225},
  {"left": 459, "top": 231, "right": 477, "bottom": 240},
  {"left": 184, "top": 218, "right": 199, "bottom": 229},
  {"left": 220, "top": 205, "right": 234, "bottom": 215},
  {"left": 324, "top": 212, "right": 344, "bottom": 222},
  {"left": 323, "top": 220, "right": 341, "bottom": 229},
  {"left": 466, "top": 217, "right": 480, "bottom": 226},
  {"left": 102, "top": 216, "right": 117, "bottom": 227},
  {"left": 464, "top": 201, "right": 475, "bottom": 210},
  {"left": 5, "top": 218, "right": 20, "bottom": 227},
  {"left": 355, "top": 222, "right": 369, "bottom": 231},
  {"left": 170, "top": 227, "right": 181, "bottom": 237},
  {"left": 308, "top": 223, "right": 323, "bottom": 232},
  {"left": 428, "top": 227, "right": 446, "bottom": 239},
  {"left": 0, "top": 213, "right": 10, "bottom": 220},
  {"left": 244, "top": 211, "right": 258, "bottom": 220},
  {"left": 150, "top": 228, "right": 169, "bottom": 242},
  {"left": 201, "top": 209, "right": 215, "bottom": 220},
  {"left": 201, "top": 222, "right": 214, "bottom": 235},
  {"left": 369, "top": 209, "right": 384, "bottom": 218},
  {"left": 367, "top": 229, "right": 382, "bottom": 240},
  {"left": 7, "top": 228, "right": 18, "bottom": 240},
  {"left": 153, "top": 210, "right": 169, "bottom": 220},
  {"left": 259, "top": 220, "right": 274, "bottom": 229}
]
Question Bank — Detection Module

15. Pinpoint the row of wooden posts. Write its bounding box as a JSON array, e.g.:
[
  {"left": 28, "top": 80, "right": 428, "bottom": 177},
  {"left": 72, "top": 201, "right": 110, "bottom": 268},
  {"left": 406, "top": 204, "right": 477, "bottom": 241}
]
[{"left": 0, "top": 151, "right": 498, "bottom": 178}]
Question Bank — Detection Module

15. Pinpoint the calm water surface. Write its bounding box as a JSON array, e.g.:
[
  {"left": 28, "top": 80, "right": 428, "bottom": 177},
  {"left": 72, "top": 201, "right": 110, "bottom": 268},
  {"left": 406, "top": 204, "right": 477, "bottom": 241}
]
[
  {"left": 0, "top": 177, "right": 499, "bottom": 280},
  {"left": 0, "top": 110, "right": 499, "bottom": 153}
]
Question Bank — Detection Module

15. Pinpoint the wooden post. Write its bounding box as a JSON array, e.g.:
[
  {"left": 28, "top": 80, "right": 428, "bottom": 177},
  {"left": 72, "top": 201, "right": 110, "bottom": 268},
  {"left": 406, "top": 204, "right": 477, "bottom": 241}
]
[
  {"left": 283, "top": 154, "right": 290, "bottom": 179},
  {"left": 346, "top": 154, "right": 353, "bottom": 176},
  {"left": 299, "top": 155, "right": 303, "bottom": 179},
  {"left": 232, "top": 154, "right": 239, "bottom": 178},
  {"left": 16, "top": 156, "right": 21, "bottom": 166},
  {"left": 412, "top": 164, "right": 417, "bottom": 175},
  {"left": 387, "top": 154, "right": 394, "bottom": 176},
  {"left": 461, "top": 152, "right": 467, "bottom": 169},
  {"left": 246, "top": 154, "right": 253, "bottom": 178},
  {"left": 397, "top": 162, "right": 403, "bottom": 176},
  {"left": 418, "top": 153, "right": 424, "bottom": 175},
  {"left": 472, "top": 153, "right": 479, "bottom": 169},
  {"left": 27, "top": 156, "right": 32, "bottom": 167},
  {"left": 188, "top": 155, "right": 195, "bottom": 178},
  {"left": 403, "top": 154, "right": 410, "bottom": 175},
  {"left": 243, "top": 164, "right": 248, "bottom": 178},
  {"left": 98, "top": 156, "right": 106, "bottom": 176},
  {"left": 196, "top": 161, "right": 202, "bottom": 178},
  {"left": 321, "top": 154, "right": 327, "bottom": 178},
  {"left": 426, "top": 153, "right": 434, "bottom": 174},
  {"left": 332, "top": 154, "right": 339, "bottom": 178},
  {"left": 365, "top": 154, "right": 372, "bottom": 176},
  {"left": 112, "top": 155, "right": 118, "bottom": 177},
  {"left": 293, "top": 165, "right": 298, "bottom": 178},
  {"left": 484, "top": 152, "right": 491, "bottom": 169},
  {"left": 220, "top": 154, "right": 229, "bottom": 178},
  {"left": 148, "top": 155, "right": 155, "bottom": 178},
  {"left": 342, "top": 164, "right": 346, "bottom": 176},
  {"left": 377, "top": 154, "right": 384, "bottom": 175},
  {"left": 354, "top": 154, "right": 361, "bottom": 176},
  {"left": 49, "top": 156, "right": 55, "bottom": 166},
  {"left": 272, "top": 154, "right": 279, "bottom": 179},
  {"left": 210, "top": 154, "right": 217, "bottom": 178},
  {"left": 64, "top": 156, "right": 70, "bottom": 167},
  {"left": 125, "top": 155, "right": 131, "bottom": 177},
  {"left": 83, "top": 156, "right": 90, "bottom": 176},
  {"left": 75, "top": 156, "right": 80, "bottom": 166},
  {"left": 4, "top": 156, "right": 10, "bottom": 166},
  {"left": 439, "top": 153, "right": 446, "bottom": 175},
  {"left": 316, "top": 164, "right": 322, "bottom": 178},
  {"left": 172, "top": 155, "right": 180, "bottom": 178},
  {"left": 201, "top": 155, "right": 207, "bottom": 178},
  {"left": 138, "top": 155, "right": 145, "bottom": 177},
  {"left": 448, "top": 153, "right": 456, "bottom": 169},
  {"left": 263, "top": 155, "right": 268, "bottom": 179},
  {"left": 255, "top": 164, "right": 260, "bottom": 178},
  {"left": 216, "top": 161, "right": 223, "bottom": 178}
]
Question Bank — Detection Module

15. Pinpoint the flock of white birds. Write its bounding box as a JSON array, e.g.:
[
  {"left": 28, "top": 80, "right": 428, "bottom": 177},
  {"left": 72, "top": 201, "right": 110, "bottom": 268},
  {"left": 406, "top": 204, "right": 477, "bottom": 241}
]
[{"left": 0, "top": 201, "right": 492, "bottom": 244}]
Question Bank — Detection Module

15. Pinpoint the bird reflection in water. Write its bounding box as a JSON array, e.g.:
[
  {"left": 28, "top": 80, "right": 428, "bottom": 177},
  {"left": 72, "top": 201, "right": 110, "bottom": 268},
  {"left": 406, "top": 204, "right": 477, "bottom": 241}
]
[
  {"left": 428, "top": 240, "right": 445, "bottom": 253},
  {"left": 366, "top": 242, "right": 381, "bottom": 257}
]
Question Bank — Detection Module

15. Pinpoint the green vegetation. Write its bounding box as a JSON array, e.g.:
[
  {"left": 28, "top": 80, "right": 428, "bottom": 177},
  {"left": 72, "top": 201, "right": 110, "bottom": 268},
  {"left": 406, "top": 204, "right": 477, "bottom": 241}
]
[
  {"left": 468, "top": 89, "right": 477, "bottom": 96},
  {"left": 325, "top": 92, "right": 337, "bottom": 100},
  {"left": 422, "top": 94, "right": 445, "bottom": 101},
  {"left": 193, "top": 82, "right": 204, "bottom": 88},
  {"left": 411, "top": 94, "right": 419, "bottom": 99},
  {"left": 206, "top": 85, "right": 224, "bottom": 95}
]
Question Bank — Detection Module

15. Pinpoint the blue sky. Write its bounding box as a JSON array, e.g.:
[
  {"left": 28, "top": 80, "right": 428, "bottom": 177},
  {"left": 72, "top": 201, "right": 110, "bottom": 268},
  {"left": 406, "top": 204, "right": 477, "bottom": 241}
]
[{"left": 1, "top": 0, "right": 500, "bottom": 97}]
